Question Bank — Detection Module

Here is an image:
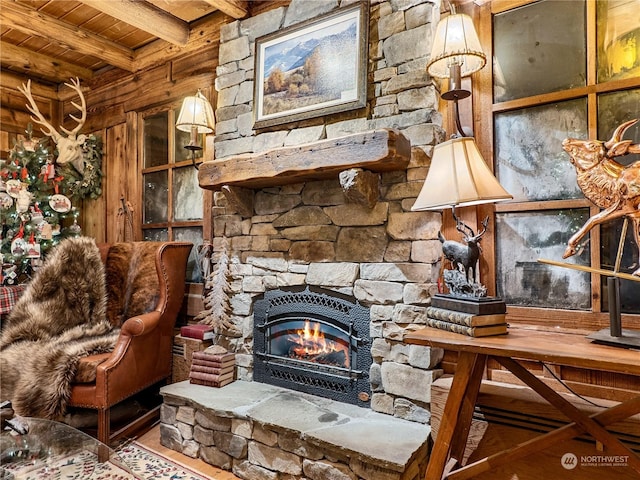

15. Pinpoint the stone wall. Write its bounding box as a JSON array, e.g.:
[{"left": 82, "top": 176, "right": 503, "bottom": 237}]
[{"left": 209, "top": 0, "right": 446, "bottom": 424}]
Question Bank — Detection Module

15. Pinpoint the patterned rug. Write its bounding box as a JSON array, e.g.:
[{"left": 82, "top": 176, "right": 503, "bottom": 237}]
[{"left": 0, "top": 442, "right": 210, "bottom": 479}]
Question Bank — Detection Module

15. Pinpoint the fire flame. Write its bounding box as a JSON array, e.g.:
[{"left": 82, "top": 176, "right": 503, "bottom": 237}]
[{"left": 290, "top": 320, "right": 348, "bottom": 367}]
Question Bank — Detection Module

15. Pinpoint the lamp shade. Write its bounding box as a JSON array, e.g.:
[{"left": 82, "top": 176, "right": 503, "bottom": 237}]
[
  {"left": 411, "top": 137, "right": 512, "bottom": 211},
  {"left": 427, "top": 13, "right": 486, "bottom": 79},
  {"left": 176, "top": 91, "right": 215, "bottom": 134}
]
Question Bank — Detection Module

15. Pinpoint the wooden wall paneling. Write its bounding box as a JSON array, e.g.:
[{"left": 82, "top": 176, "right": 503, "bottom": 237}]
[
  {"left": 78, "top": 126, "right": 108, "bottom": 242},
  {"left": 0, "top": 131, "right": 9, "bottom": 158},
  {"left": 171, "top": 46, "right": 218, "bottom": 82},
  {"left": 104, "top": 122, "right": 128, "bottom": 242},
  {"left": 126, "top": 111, "right": 141, "bottom": 241},
  {"left": 1, "top": 84, "right": 55, "bottom": 135}
]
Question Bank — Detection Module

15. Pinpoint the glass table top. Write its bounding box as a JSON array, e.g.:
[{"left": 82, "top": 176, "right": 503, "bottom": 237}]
[{"left": 0, "top": 417, "right": 141, "bottom": 479}]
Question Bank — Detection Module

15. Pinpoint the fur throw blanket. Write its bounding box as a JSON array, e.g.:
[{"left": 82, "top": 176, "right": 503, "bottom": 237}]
[{"left": 0, "top": 237, "right": 119, "bottom": 419}]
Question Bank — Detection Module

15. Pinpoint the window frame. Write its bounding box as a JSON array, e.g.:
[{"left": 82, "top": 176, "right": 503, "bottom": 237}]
[
  {"left": 138, "top": 102, "right": 208, "bottom": 285},
  {"left": 473, "top": 0, "right": 640, "bottom": 330}
]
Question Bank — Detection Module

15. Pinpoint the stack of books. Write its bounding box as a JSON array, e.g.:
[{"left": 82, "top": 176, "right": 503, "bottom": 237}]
[
  {"left": 426, "top": 294, "right": 508, "bottom": 337},
  {"left": 189, "top": 346, "right": 236, "bottom": 388}
]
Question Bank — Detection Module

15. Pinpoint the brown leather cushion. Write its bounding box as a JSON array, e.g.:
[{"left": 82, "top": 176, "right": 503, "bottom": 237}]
[
  {"left": 104, "top": 242, "right": 161, "bottom": 327},
  {"left": 73, "top": 352, "right": 111, "bottom": 383}
]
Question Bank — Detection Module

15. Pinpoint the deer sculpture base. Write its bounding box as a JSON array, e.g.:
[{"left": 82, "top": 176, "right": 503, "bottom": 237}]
[{"left": 442, "top": 269, "right": 487, "bottom": 298}]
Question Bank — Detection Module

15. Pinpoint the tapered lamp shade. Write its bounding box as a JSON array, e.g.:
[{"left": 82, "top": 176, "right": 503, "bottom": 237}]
[
  {"left": 176, "top": 91, "right": 215, "bottom": 134},
  {"left": 411, "top": 137, "right": 512, "bottom": 211},
  {"left": 427, "top": 13, "right": 486, "bottom": 79}
]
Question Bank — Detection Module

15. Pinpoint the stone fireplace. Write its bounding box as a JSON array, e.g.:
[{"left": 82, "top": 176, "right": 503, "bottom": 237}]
[{"left": 160, "top": 1, "right": 450, "bottom": 478}]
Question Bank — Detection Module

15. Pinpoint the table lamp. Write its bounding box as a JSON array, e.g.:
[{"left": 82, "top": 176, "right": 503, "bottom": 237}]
[{"left": 413, "top": 3, "right": 512, "bottom": 298}]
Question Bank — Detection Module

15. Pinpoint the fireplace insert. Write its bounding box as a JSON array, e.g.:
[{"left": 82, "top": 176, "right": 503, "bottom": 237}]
[{"left": 253, "top": 286, "right": 371, "bottom": 407}]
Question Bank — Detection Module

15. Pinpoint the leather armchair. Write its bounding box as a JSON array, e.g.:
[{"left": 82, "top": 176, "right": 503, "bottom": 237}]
[{"left": 67, "top": 241, "right": 192, "bottom": 445}]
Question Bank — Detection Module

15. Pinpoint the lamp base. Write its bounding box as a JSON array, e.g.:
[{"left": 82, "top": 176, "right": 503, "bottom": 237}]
[
  {"left": 587, "top": 328, "right": 640, "bottom": 349},
  {"left": 442, "top": 269, "right": 487, "bottom": 298}
]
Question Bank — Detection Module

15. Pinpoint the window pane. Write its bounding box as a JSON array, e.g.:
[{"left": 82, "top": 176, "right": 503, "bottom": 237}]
[
  {"left": 601, "top": 220, "right": 640, "bottom": 314},
  {"left": 173, "top": 166, "right": 203, "bottom": 221},
  {"left": 144, "top": 113, "right": 168, "bottom": 168},
  {"left": 174, "top": 226, "right": 204, "bottom": 283},
  {"left": 493, "top": 0, "right": 586, "bottom": 103},
  {"left": 495, "top": 99, "right": 587, "bottom": 202},
  {"left": 496, "top": 209, "right": 591, "bottom": 309},
  {"left": 597, "top": 0, "right": 640, "bottom": 83},
  {"left": 143, "top": 171, "right": 168, "bottom": 224},
  {"left": 143, "top": 228, "right": 168, "bottom": 241},
  {"left": 597, "top": 88, "right": 640, "bottom": 314},
  {"left": 597, "top": 88, "right": 640, "bottom": 166}
]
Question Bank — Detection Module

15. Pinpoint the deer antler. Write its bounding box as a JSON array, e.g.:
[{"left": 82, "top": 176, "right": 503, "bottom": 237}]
[
  {"left": 452, "top": 209, "right": 476, "bottom": 239},
  {"left": 17, "top": 80, "right": 62, "bottom": 142},
  {"left": 59, "top": 77, "right": 86, "bottom": 137},
  {"left": 474, "top": 216, "right": 490, "bottom": 240},
  {"left": 604, "top": 119, "right": 637, "bottom": 150}
]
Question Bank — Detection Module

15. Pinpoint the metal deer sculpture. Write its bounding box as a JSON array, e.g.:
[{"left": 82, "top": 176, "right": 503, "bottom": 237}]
[
  {"left": 17, "top": 77, "right": 87, "bottom": 173},
  {"left": 439, "top": 215, "right": 489, "bottom": 283},
  {"left": 562, "top": 119, "right": 640, "bottom": 275}
]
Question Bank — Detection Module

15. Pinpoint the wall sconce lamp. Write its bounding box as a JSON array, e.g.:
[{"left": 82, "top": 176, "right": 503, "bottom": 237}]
[
  {"left": 413, "top": 4, "right": 512, "bottom": 298},
  {"left": 426, "top": 3, "right": 486, "bottom": 137},
  {"left": 176, "top": 90, "right": 215, "bottom": 170}
]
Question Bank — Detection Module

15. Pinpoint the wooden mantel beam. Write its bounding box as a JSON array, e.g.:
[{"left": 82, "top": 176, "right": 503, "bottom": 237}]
[
  {"left": 77, "top": 0, "right": 190, "bottom": 47},
  {"left": 198, "top": 129, "right": 412, "bottom": 191},
  {"left": 0, "top": 2, "right": 135, "bottom": 72},
  {"left": 202, "top": 0, "right": 249, "bottom": 19}
]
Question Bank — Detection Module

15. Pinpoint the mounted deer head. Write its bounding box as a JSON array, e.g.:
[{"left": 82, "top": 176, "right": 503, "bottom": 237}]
[
  {"left": 18, "top": 77, "right": 87, "bottom": 173},
  {"left": 562, "top": 119, "right": 640, "bottom": 275}
]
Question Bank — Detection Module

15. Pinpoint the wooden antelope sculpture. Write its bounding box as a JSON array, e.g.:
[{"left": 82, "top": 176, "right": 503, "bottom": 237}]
[
  {"left": 17, "top": 77, "right": 87, "bottom": 173},
  {"left": 562, "top": 119, "right": 640, "bottom": 275}
]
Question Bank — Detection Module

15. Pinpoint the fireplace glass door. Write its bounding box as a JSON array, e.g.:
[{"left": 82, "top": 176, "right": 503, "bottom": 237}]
[{"left": 253, "top": 287, "right": 371, "bottom": 407}]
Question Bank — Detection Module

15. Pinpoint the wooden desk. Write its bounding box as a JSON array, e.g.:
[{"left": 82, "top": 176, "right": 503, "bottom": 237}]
[{"left": 404, "top": 325, "right": 640, "bottom": 479}]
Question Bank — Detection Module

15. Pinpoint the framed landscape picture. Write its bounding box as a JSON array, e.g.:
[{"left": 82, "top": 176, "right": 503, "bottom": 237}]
[{"left": 253, "top": 3, "right": 369, "bottom": 129}]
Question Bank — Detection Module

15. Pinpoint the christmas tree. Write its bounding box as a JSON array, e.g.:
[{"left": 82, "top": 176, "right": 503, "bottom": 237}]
[{"left": 0, "top": 124, "right": 102, "bottom": 285}]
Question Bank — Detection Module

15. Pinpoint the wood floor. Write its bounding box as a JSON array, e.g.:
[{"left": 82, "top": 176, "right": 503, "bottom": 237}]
[{"left": 133, "top": 423, "right": 241, "bottom": 480}]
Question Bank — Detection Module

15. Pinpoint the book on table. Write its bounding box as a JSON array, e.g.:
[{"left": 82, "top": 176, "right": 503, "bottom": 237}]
[
  {"left": 425, "top": 306, "right": 506, "bottom": 327},
  {"left": 190, "top": 363, "right": 235, "bottom": 375},
  {"left": 189, "top": 369, "right": 235, "bottom": 387},
  {"left": 426, "top": 317, "right": 508, "bottom": 337},
  {"left": 190, "top": 376, "right": 235, "bottom": 388},
  {"left": 191, "top": 350, "right": 236, "bottom": 369},
  {"left": 431, "top": 294, "right": 506, "bottom": 316},
  {"left": 180, "top": 324, "right": 214, "bottom": 340}
]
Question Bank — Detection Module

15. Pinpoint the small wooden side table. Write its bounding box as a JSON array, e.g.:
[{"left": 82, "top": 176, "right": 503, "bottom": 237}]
[{"left": 404, "top": 325, "right": 640, "bottom": 479}]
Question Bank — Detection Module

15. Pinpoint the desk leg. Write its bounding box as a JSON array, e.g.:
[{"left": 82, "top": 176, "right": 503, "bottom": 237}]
[
  {"left": 497, "top": 357, "right": 640, "bottom": 473},
  {"left": 425, "top": 352, "right": 487, "bottom": 480},
  {"left": 448, "top": 395, "right": 640, "bottom": 480}
]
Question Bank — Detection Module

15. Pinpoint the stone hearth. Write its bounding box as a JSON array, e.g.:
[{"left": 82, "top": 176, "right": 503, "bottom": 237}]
[{"left": 160, "top": 381, "right": 430, "bottom": 480}]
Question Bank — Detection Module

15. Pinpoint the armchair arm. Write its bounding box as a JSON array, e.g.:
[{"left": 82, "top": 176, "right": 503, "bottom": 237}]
[{"left": 121, "top": 311, "right": 161, "bottom": 337}]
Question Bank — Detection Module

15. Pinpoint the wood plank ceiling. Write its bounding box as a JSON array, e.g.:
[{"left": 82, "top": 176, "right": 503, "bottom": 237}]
[{"left": 0, "top": 0, "right": 272, "bottom": 90}]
